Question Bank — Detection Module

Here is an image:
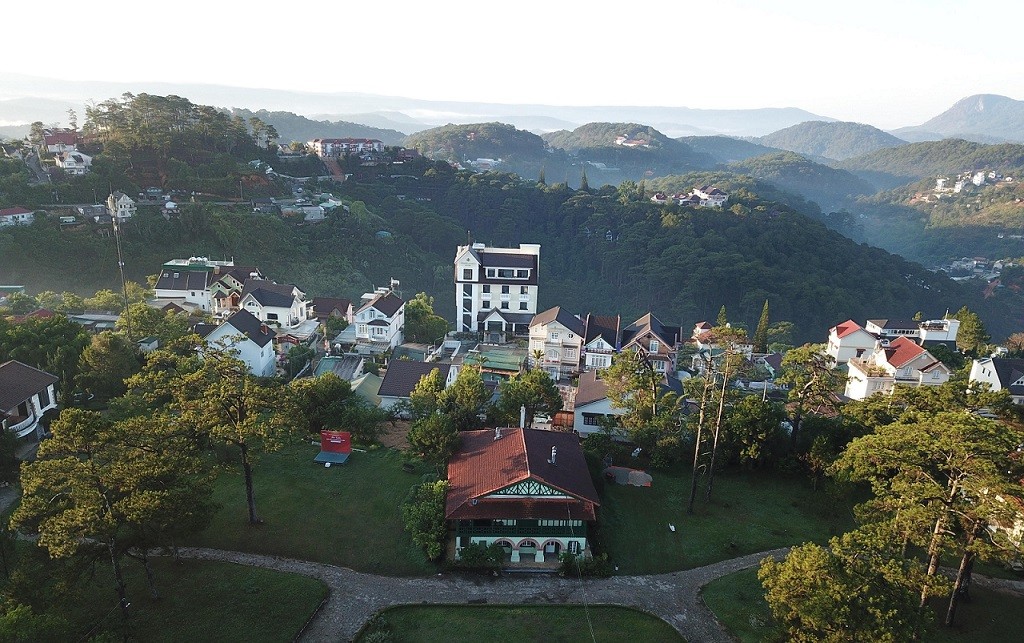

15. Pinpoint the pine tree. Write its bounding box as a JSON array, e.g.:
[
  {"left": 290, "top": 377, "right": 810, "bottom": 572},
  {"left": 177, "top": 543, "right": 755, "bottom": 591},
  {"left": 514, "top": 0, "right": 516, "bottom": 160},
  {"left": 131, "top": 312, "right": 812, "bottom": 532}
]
[
  {"left": 579, "top": 166, "right": 590, "bottom": 192},
  {"left": 753, "top": 300, "right": 770, "bottom": 353},
  {"left": 716, "top": 305, "right": 728, "bottom": 328},
  {"left": 537, "top": 166, "right": 546, "bottom": 185}
]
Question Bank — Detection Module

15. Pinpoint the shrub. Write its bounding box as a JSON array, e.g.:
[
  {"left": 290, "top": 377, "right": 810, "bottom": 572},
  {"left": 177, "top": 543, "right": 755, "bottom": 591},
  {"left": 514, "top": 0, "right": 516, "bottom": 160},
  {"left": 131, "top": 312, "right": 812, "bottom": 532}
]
[
  {"left": 559, "top": 552, "right": 613, "bottom": 578},
  {"left": 451, "top": 542, "right": 504, "bottom": 572}
]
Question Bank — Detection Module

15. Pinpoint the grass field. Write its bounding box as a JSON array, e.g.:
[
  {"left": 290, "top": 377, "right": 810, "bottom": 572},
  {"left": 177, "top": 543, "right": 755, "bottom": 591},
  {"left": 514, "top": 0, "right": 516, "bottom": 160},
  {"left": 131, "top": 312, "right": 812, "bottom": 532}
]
[
  {"left": 701, "top": 567, "right": 1024, "bottom": 643},
  {"left": 356, "top": 605, "right": 683, "bottom": 642},
  {"left": 189, "top": 443, "right": 436, "bottom": 575},
  {"left": 597, "top": 467, "right": 855, "bottom": 574},
  {"left": 10, "top": 553, "right": 327, "bottom": 642}
]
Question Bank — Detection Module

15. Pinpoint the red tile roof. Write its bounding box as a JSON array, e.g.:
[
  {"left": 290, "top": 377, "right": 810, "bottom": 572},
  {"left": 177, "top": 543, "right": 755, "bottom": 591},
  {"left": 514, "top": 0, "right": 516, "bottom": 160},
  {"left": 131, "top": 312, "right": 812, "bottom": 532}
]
[
  {"left": 832, "top": 319, "right": 864, "bottom": 339},
  {"left": 884, "top": 336, "right": 926, "bottom": 368},
  {"left": 445, "top": 428, "right": 599, "bottom": 520},
  {"left": 0, "top": 207, "right": 33, "bottom": 216}
]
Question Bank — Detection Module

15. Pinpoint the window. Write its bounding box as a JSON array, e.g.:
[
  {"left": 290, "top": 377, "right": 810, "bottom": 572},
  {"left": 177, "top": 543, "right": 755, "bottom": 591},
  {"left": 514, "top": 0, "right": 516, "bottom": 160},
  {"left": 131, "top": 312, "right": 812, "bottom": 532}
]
[
  {"left": 38, "top": 386, "right": 50, "bottom": 407},
  {"left": 482, "top": 300, "right": 491, "bottom": 309},
  {"left": 520, "top": 285, "right": 528, "bottom": 294},
  {"left": 358, "top": 324, "right": 367, "bottom": 335},
  {"left": 519, "top": 302, "right": 528, "bottom": 310},
  {"left": 462, "top": 268, "right": 472, "bottom": 280},
  {"left": 569, "top": 541, "right": 581, "bottom": 555},
  {"left": 551, "top": 332, "right": 559, "bottom": 340},
  {"left": 547, "top": 349, "right": 558, "bottom": 360},
  {"left": 266, "top": 313, "right": 279, "bottom": 320},
  {"left": 501, "top": 285, "right": 510, "bottom": 294},
  {"left": 501, "top": 302, "right": 509, "bottom": 309},
  {"left": 649, "top": 340, "right": 659, "bottom": 353},
  {"left": 482, "top": 285, "right": 490, "bottom": 293},
  {"left": 498, "top": 269, "right": 514, "bottom": 278},
  {"left": 564, "top": 348, "right": 576, "bottom": 358},
  {"left": 173, "top": 272, "right": 179, "bottom": 279},
  {"left": 516, "top": 269, "right": 529, "bottom": 278}
]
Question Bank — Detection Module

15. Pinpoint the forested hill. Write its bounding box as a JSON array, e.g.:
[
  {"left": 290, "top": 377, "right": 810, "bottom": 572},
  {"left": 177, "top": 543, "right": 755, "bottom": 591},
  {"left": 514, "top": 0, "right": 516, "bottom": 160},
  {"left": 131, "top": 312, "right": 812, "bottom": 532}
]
[
  {"left": 677, "top": 136, "right": 782, "bottom": 164},
  {"left": 729, "top": 152, "right": 875, "bottom": 211},
  {"left": 756, "top": 121, "right": 906, "bottom": 161},
  {"left": 403, "top": 122, "right": 547, "bottom": 163},
  {"left": 839, "top": 139, "right": 1024, "bottom": 190},
  {"left": 229, "top": 108, "right": 406, "bottom": 146}
]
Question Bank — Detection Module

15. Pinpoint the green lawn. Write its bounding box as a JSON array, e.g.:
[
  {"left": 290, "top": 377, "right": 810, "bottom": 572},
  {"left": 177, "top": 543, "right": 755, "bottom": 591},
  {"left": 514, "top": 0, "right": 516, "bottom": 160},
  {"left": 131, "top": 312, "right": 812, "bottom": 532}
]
[
  {"left": 12, "top": 554, "right": 327, "bottom": 642},
  {"left": 356, "top": 605, "right": 683, "bottom": 642},
  {"left": 189, "top": 443, "right": 436, "bottom": 575},
  {"left": 598, "top": 467, "right": 855, "bottom": 574},
  {"left": 702, "top": 567, "right": 1024, "bottom": 643}
]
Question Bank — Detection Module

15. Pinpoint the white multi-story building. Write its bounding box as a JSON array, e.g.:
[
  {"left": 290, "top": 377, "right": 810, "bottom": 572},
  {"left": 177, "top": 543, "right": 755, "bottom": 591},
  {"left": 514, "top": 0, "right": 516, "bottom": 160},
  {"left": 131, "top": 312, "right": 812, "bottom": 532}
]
[
  {"left": 454, "top": 243, "right": 540, "bottom": 339},
  {"left": 198, "top": 310, "right": 277, "bottom": 377},
  {"left": 55, "top": 151, "right": 92, "bottom": 175},
  {"left": 969, "top": 357, "right": 1024, "bottom": 404},
  {"left": 581, "top": 314, "right": 620, "bottom": 371},
  {"left": 239, "top": 280, "right": 311, "bottom": 329},
  {"left": 826, "top": 320, "right": 879, "bottom": 365},
  {"left": 107, "top": 191, "right": 136, "bottom": 220},
  {"left": 845, "top": 337, "right": 951, "bottom": 400},
  {"left": 353, "top": 286, "right": 405, "bottom": 353},
  {"left": 307, "top": 138, "right": 385, "bottom": 157},
  {"left": 528, "top": 307, "right": 584, "bottom": 379},
  {"left": 153, "top": 258, "right": 262, "bottom": 313}
]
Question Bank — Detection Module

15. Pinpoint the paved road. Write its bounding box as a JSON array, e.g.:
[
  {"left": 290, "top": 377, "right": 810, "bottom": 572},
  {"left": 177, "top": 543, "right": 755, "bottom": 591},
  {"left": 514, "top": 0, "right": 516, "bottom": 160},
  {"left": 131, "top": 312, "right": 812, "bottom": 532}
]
[{"left": 179, "top": 547, "right": 790, "bottom": 642}]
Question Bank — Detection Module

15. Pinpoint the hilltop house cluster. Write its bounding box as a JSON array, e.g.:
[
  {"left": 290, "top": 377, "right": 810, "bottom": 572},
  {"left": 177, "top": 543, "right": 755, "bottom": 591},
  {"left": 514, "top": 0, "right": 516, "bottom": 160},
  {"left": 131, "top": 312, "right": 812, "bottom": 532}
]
[
  {"left": 916, "top": 169, "right": 1015, "bottom": 204},
  {"left": 650, "top": 185, "right": 729, "bottom": 208}
]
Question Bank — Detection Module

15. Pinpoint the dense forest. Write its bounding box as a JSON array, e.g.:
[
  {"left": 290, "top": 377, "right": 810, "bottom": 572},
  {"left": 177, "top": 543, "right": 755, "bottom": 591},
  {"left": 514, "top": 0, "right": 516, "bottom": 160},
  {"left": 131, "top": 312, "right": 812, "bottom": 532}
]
[
  {"left": 230, "top": 108, "right": 406, "bottom": 146},
  {"left": 729, "top": 152, "right": 875, "bottom": 212},
  {"left": 839, "top": 139, "right": 1024, "bottom": 190}
]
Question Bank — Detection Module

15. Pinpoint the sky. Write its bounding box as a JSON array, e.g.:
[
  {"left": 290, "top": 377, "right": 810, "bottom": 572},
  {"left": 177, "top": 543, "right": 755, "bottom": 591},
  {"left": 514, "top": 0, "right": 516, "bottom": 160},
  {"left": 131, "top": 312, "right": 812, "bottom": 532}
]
[{"left": 2, "top": 0, "right": 1021, "bottom": 129}]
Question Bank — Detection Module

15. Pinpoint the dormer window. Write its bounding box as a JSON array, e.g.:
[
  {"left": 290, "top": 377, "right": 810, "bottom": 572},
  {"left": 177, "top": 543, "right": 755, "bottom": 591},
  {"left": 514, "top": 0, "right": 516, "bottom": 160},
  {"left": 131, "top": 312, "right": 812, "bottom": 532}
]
[{"left": 486, "top": 268, "right": 496, "bottom": 278}]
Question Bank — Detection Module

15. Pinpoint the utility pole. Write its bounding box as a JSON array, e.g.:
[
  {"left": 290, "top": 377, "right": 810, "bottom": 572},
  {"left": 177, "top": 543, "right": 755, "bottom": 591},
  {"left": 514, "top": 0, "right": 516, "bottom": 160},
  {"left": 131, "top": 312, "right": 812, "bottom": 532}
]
[{"left": 112, "top": 215, "right": 132, "bottom": 341}]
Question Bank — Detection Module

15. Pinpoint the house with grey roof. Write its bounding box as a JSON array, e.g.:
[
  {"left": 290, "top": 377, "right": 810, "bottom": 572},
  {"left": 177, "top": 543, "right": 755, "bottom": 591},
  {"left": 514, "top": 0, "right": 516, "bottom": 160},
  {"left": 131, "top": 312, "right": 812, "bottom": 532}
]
[
  {"left": 0, "top": 360, "right": 58, "bottom": 440},
  {"left": 351, "top": 285, "right": 405, "bottom": 354},
  {"left": 969, "top": 357, "right": 1024, "bottom": 404},
  {"left": 199, "top": 309, "right": 277, "bottom": 377},
  {"left": 239, "top": 279, "right": 311, "bottom": 329},
  {"left": 572, "top": 369, "right": 624, "bottom": 437},
  {"left": 581, "top": 314, "right": 620, "bottom": 371},
  {"left": 528, "top": 306, "right": 585, "bottom": 379},
  {"left": 377, "top": 360, "right": 455, "bottom": 415}
]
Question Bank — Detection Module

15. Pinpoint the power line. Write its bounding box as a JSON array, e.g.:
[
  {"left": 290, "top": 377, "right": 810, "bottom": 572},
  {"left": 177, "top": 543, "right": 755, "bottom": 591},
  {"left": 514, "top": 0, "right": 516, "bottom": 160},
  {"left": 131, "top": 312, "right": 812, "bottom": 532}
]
[{"left": 565, "top": 501, "right": 596, "bottom": 643}]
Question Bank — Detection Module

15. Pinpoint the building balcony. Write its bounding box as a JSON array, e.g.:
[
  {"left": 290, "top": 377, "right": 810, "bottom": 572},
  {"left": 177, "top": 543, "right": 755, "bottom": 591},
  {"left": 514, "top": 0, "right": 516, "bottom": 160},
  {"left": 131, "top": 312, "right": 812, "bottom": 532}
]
[
  {"left": 455, "top": 524, "right": 583, "bottom": 538},
  {"left": 6, "top": 413, "right": 37, "bottom": 438}
]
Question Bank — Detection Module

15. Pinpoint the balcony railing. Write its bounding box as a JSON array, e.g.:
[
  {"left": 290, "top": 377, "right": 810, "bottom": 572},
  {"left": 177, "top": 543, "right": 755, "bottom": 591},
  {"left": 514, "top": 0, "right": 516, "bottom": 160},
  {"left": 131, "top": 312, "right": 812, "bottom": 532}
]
[
  {"left": 7, "top": 414, "right": 36, "bottom": 437},
  {"left": 455, "top": 524, "right": 584, "bottom": 538}
]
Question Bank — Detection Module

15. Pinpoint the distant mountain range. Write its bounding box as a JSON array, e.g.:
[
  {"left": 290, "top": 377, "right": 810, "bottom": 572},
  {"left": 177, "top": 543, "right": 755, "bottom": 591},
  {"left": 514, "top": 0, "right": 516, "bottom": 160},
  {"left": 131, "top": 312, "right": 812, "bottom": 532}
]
[{"left": 892, "top": 94, "right": 1024, "bottom": 143}]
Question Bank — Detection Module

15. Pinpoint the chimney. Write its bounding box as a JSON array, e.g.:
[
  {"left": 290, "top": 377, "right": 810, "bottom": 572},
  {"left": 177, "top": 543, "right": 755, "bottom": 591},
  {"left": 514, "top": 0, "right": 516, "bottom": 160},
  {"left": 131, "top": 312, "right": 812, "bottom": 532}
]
[
  {"left": 519, "top": 405, "right": 527, "bottom": 428},
  {"left": 549, "top": 446, "right": 557, "bottom": 465},
  {"left": 260, "top": 323, "right": 269, "bottom": 335},
  {"left": 494, "top": 427, "right": 502, "bottom": 440}
]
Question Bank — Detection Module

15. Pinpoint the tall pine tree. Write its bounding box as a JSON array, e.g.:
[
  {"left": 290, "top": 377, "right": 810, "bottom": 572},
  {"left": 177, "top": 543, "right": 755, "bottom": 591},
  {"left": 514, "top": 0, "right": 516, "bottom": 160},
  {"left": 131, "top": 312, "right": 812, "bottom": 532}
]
[{"left": 753, "top": 299, "right": 770, "bottom": 353}]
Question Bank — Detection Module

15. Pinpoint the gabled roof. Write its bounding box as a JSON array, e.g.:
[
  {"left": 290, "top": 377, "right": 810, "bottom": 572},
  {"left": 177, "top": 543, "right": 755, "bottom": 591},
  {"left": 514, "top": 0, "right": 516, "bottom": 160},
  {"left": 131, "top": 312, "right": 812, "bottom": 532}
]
[
  {"left": 220, "top": 309, "right": 275, "bottom": 347},
  {"left": 530, "top": 306, "right": 584, "bottom": 336},
  {"left": 621, "top": 313, "right": 680, "bottom": 348},
  {"left": 884, "top": 336, "right": 926, "bottom": 368},
  {"left": 445, "top": 428, "right": 599, "bottom": 520},
  {"left": 575, "top": 369, "right": 609, "bottom": 407},
  {"left": 761, "top": 352, "right": 783, "bottom": 373},
  {"left": 584, "top": 314, "right": 620, "bottom": 347},
  {"left": 378, "top": 361, "right": 450, "bottom": 398},
  {"left": 359, "top": 292, "right": 403, "bottom": 318},
  {"left": 987, "top": 358, "right": 1024, "bottom": 396},
  {"left": 312, "top": 297, "right": 352, "bottom": 319},
  {"left": 0, "top": 207, "right": 33, "bottom": 216},
  {"left": 241, "top": 279, "right": 301, "bottom": 308},
  {"left": 0, "top": 360, "right": 58, "bottom": 412},
  {"left": 831, "top": 319, "right": 866, "bottom": 339}
]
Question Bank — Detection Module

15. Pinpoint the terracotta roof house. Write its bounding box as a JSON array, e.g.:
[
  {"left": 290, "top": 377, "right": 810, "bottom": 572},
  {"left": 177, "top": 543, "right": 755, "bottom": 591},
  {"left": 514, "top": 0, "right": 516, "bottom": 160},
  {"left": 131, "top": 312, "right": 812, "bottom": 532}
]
[
  {"left": 0, "top": 360, "right": 58, "bottom": 440},
  {"left": 826, "top": 319, "right": 877, "bottom": 365},
  {"left": 0, "top": 207, "right": 34, "bottom": 227},
  {"left": 845, "top": 336, "right": 951, "bottom": 400},
  {"left": 447, "top": 428, "right": 600, "bottom": 565}
]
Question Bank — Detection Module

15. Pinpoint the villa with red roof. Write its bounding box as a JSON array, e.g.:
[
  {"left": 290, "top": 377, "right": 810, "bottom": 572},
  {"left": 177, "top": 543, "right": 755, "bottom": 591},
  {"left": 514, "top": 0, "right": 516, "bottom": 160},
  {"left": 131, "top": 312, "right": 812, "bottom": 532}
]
[
  {"left": 446, "top": 428, "right": 599, "bottom": 565},
  {"left": 844, "top": 336, "right": 951, "bottom": 400},
  {"left": 826, "top": 319, "right": 878, "bottom": 365}
]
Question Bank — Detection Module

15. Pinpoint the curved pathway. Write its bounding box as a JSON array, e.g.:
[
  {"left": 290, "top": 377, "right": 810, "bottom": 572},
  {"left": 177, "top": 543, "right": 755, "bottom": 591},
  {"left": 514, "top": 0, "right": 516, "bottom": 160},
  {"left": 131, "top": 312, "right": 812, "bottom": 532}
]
[{"left": 178, "top": 547, "right": 790, "bottom": 642}]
